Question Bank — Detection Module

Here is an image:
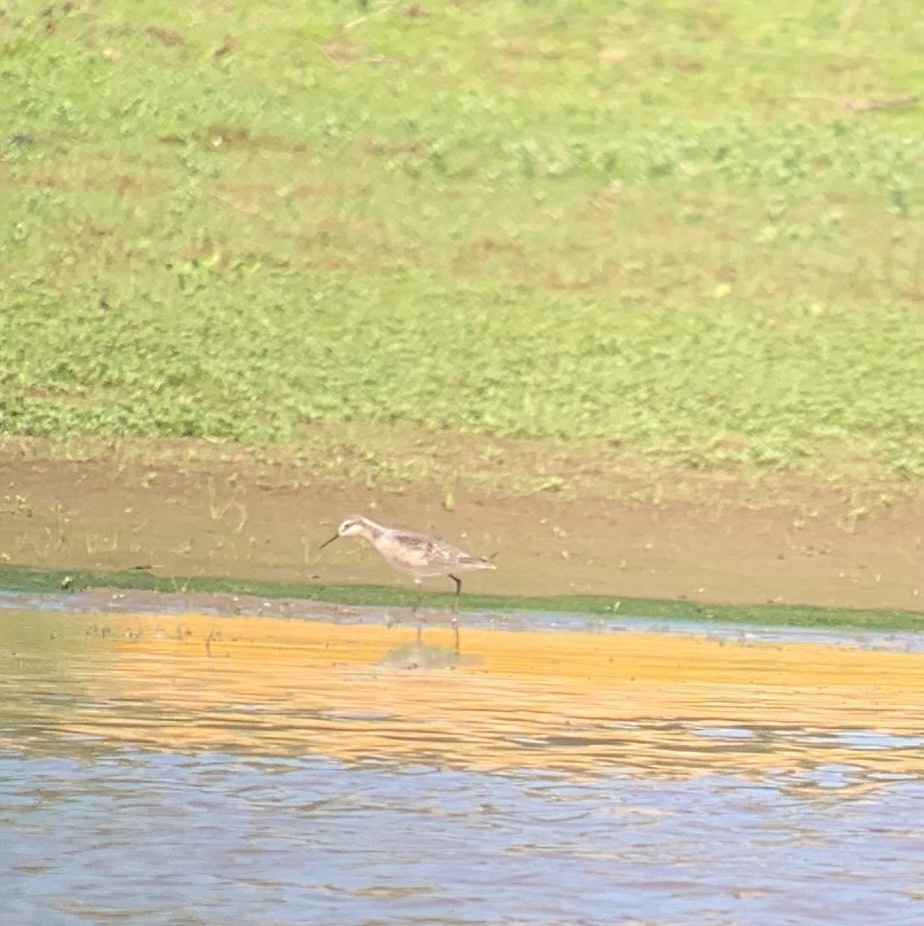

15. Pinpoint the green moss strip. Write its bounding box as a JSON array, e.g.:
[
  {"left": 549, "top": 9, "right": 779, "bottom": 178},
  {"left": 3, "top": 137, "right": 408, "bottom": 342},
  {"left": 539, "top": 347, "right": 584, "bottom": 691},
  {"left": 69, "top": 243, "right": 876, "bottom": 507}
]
[{"left": 1, "top": 566, "right": 921, "bottom": 633}]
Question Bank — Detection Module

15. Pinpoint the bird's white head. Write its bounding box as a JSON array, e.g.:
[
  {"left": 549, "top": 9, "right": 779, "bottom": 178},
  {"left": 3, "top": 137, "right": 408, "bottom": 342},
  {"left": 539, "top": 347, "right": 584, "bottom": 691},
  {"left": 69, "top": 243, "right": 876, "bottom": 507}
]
[
  {"left": 336, "top": 515, "right": 371, "bottom": 538},
  {"left": 318, "top": 515, "right": 375, "bottom": 551}
]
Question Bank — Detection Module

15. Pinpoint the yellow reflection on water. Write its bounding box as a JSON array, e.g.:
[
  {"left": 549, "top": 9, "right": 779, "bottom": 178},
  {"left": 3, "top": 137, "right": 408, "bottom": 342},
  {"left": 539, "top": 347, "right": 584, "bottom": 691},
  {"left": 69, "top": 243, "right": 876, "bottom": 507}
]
[
  {"left": 9, "top": 610, "right": 924, "bottom": 781},
  {"left": 0, "top": 614, "right": 924, "bottom": 777}
]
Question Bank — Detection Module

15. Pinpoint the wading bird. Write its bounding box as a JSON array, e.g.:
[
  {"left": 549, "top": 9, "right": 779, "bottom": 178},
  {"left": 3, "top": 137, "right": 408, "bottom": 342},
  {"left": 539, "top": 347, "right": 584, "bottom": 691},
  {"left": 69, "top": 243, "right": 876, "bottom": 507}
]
[{"left": 319, "top": 515, "right": 496, "bottom": 652}]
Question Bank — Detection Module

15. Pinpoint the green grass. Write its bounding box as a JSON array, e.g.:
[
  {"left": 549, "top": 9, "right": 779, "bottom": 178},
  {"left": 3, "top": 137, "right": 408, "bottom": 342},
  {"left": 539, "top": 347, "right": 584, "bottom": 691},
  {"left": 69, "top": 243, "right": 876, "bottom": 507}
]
[
  {"left": 2, "top": 1, "right": 924, "bottom": 476},
  {"left": 2, "top": 564, "right": 922, "bottom": 633}
]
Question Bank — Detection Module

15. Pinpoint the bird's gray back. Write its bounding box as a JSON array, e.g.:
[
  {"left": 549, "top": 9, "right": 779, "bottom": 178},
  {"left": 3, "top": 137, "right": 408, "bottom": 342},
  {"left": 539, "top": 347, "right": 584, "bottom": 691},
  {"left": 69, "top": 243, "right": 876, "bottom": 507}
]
[{"left": 376, "top": 528, "right": 492, "bottom": 577}]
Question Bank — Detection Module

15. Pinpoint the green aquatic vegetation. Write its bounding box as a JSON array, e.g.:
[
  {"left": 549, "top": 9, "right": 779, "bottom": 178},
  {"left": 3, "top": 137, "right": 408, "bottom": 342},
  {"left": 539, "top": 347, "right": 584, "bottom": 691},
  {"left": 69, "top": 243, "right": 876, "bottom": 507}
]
[{"left": 1, "top": 565, "right": 922, "bottom": 633}]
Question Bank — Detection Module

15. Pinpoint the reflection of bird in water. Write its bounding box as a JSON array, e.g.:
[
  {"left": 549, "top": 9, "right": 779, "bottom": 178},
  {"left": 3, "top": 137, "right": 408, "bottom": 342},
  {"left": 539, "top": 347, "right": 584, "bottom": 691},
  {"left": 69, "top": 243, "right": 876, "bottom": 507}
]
[{"left": 319, "top": 515, "right": 497, "bottom": 652}]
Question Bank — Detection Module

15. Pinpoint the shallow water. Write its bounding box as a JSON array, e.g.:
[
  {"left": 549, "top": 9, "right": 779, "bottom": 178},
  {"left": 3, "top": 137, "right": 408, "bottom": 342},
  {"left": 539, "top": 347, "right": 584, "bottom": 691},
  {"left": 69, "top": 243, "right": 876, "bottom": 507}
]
[{"left": 3, "top": 606, "right": 924, "bottom": 925}]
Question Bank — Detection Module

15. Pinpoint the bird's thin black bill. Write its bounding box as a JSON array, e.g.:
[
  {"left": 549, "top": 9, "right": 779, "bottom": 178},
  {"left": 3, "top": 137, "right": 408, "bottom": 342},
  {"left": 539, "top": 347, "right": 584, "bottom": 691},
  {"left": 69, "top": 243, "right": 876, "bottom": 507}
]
[{"left": 318, "top": 534, "right": 340, "bottom": 551}]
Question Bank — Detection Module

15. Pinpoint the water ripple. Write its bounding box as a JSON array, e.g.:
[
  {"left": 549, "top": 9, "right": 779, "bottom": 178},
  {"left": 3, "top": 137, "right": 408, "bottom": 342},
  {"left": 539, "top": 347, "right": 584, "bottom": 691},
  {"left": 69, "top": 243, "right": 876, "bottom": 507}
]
[{"left": 2, "top": 607, "right": 924, "bottom": 924}]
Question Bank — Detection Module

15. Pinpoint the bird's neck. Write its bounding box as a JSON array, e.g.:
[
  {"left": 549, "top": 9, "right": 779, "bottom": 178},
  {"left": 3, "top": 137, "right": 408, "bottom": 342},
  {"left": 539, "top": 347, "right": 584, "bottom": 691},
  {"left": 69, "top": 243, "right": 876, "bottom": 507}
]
[{"left": 359, "top": 518, "right": 385, "bottom": 542}]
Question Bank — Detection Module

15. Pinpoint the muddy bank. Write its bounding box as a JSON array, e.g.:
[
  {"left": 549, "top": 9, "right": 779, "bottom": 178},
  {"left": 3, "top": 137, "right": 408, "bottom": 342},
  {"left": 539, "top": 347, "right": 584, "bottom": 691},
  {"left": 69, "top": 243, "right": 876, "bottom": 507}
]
[{"left": 0, "top": 439, "right": 921, "bottom": 612}]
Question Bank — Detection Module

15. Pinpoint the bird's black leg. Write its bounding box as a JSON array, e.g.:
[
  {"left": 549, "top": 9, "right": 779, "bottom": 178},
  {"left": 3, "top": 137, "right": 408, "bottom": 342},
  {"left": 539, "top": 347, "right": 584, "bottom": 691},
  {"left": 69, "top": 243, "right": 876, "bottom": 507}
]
[
  {"left": 449, "top": 575, "right": 462, "bottom": 612},
  {"left": 448, "top": 574, "right": 462, "bottom": 654},
  {"left": 412, "top": 584, "right": 424, "bottom": 646}
]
